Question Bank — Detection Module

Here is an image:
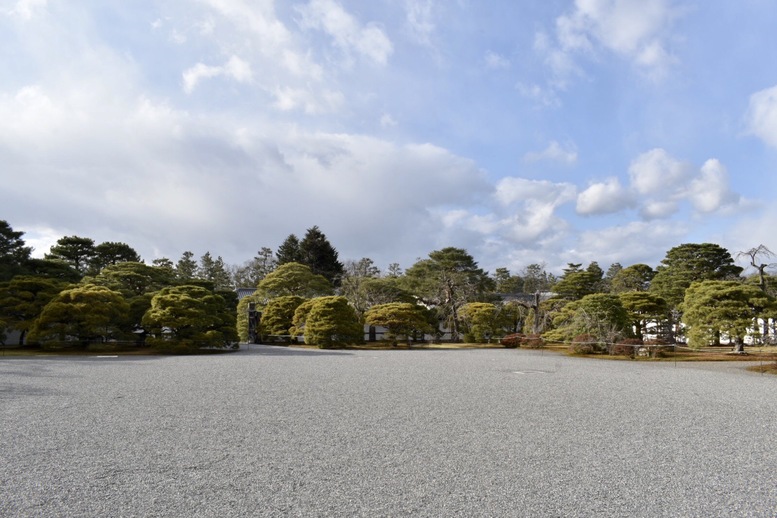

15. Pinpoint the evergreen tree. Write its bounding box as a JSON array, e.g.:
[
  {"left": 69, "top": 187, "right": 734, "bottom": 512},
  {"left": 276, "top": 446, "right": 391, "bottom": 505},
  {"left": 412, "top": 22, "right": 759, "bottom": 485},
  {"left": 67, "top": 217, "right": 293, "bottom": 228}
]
[
  {"left": 91, "top": 242, "right": 141, "bottom": 272},
  {"left": 45, "top": 236, "right": 96, "bottom": 276},
  {"left": 299, "top": 226, "right": 344, "bottom": 286},
  {"left": 0, "top": 220, "right": 32, "bottom": 281},
  {"left": 198, "top": 252, "right": 231, "bottom": 291},
  {"left": 402, "top": 247, "right": 493, "bottom": 341},
  {"left": 521, "top": 263, "right": 555, "bottom": 293},
  {"left": 176, "top": 251, "right": 198, "bottom": 281},
  {"left": 276, "top": 234, "right": 303, "bottom": 265}
]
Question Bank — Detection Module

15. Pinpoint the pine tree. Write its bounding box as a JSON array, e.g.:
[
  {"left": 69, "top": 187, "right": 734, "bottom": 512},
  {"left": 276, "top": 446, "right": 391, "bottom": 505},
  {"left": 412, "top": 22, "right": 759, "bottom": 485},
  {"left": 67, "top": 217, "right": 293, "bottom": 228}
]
[
  {"left": 299, "top": 226, "right": 344, "bottom": 286},
  {"left": 276, "top": 234, "right": 302, "bottom": 265},
  {"left": 176, "top": 251, "right": 198, "bottom": 281}
]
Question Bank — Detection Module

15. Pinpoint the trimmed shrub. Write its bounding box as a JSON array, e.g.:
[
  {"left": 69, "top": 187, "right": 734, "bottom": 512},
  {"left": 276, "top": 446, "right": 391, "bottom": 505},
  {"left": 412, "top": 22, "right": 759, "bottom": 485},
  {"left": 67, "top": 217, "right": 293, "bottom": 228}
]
[
  {"left": 500, "top": 333, "right": 545, "bottom": 349},
  {"left": 570, "top": 333, "right": 600, "bottom": 355},
  {"left": 609, "top": 338, "right": 642, "bottom": 358},
  {"left": 500, "top": 333, "right": 523, "bottom": 348},
  {"left": 522, "top": 334, "right": 544, "bottom": 349},
  {"left": 302, "top": 296, "right": 363, "bottom": 348}
]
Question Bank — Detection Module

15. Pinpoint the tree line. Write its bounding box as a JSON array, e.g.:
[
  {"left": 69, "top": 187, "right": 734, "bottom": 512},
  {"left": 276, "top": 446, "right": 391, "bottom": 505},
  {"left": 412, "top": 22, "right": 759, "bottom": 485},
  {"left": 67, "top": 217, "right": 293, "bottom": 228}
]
[{"left": 1, "top": 219, "right": 775, "bottom": 352}]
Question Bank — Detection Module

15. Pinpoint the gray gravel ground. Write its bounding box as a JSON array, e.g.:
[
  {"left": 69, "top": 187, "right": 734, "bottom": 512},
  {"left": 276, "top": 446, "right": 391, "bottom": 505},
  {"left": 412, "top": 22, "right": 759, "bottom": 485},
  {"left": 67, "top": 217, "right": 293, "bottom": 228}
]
[{"left": 1, "top": 345, "right": 776, "bottom": 517}]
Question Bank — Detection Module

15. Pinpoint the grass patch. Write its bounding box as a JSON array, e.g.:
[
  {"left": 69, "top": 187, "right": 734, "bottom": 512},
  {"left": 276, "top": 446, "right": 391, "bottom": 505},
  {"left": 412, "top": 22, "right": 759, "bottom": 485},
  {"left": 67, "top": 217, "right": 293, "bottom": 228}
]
[{"left": 746, "top": 362, "right": 777, "bottom": 374}]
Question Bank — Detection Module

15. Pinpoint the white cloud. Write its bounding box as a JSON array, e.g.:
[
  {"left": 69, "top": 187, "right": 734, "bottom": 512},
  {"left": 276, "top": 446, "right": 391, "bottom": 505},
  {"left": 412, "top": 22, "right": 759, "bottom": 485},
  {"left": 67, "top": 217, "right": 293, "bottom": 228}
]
[
  {"left": 404, "top": 0, "right": 436, "bottom": 46},
  {"left": 576, "top": 177, "right": 633, "bottom": 215},
  {"left": 626, "top": 149, "right": 745, "bottom": 220},
  {"left": 272, "top": 86, "right": 344, "bottom": 114},
  {"left": 490, "top": 178, "right": 577, "bottom": 246},
  {"left": 688, "top": 159, "right": 740, "bottom": 213},
  {"left": 539, "top": 0, "right": 681, "bottom": 87},
  {"left": 628, "top": 147, "right": 692, "bottom": 195},
  {"left": 5, "top": 0, "right": 47, "bottom": 20},
  {"left": 495, "top": 177, "right": 576, "bottom": 207},
  {"left": 745, "top": 84, "right": 777, "bottom": 149},
  {"left": 485, "top": 51, "right": 510, "bottom": 70},
  {"left": 524, "top": 140, "right": 577, "bottom": 164},
  {"left": 295, "top": 0, "right": 393, "bottom": 66},
  {"left": 639, "top": 200, "right": 678, "bottom": 220},
  {"left": 516, "top": 82, "right": 561, "bottom": 108},
  {"left": 380, "top": 113, "right": 398, "bottom": 127},
  {"left": 182, "top": 55, "right": 252, "bottom": 93},
  {"left": 576, "top": 220, "right": 687, "bottom": 266}
]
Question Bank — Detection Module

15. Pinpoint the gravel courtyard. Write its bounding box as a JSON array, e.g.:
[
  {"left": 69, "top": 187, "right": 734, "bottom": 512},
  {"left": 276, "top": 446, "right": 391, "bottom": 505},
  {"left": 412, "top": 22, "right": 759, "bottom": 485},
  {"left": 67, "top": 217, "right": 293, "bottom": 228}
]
[{"left": 1, "top": 346, "right": 776, "bottom": 517}]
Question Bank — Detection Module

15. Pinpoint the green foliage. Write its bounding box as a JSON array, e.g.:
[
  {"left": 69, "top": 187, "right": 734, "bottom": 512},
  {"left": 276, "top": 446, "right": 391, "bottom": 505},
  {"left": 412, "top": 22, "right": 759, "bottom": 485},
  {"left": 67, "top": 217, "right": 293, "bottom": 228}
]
[
  {"left": 682, "top": 280, "right": 772, "bottom": 350},
  {"left": 618, "top": 291, "right": 668, "bottom": 341},
  {"left": 91, "top": 242, "right": 141, "bottom": 272},
  {"left": 340, "top": 258, "right": 382, "bottom": 317},
  {"left": 499, "top": 300, "right": 530, "bottom": 335},
  {"left": 300, "top": 296, "right": 362, "bottom": 348},
  {"left": 610, "top": 264, "right": 655, "bottom": 293},
  {"left": 87, "top": 261, "right": 173, "bottom": 296},
  {"left": 0, "top": 220, "right": 32, "bottom": 281},
  {"left": 197, "top": 252, "right": 232, "bottom": 291},
  {"left": 30, "top": 284, "right": 130, "bottom": 346},
  {"left": 493, "top": 267, "right": 523, "bottom": 293},
  {"left": 0, "top": 276, "right": 70, "bottom": 344},
  {"left": 233, "top": 247, "right": 276, "bottom": 287},
  {"left": 364, "top": 302, "right": 432, "bottom": 345},
  {"left": 299, "top": 226, "right": 345, "bottom": 286},
  {"left": 236, "top": 293, "right": 264, "bottom": 343},
  {"left": 45, "top": 236, "right": 96, "bottom": 277},
  {"left": 521, "top": 263, "right": 555, "bottom": 294},
  {"left": 650, "top": 243, "right": 743, "bottom": 309},
  {"left": 262, "top": 295, "right": 306, "bottom": 336},
  {"left": 256, "top": 262, "right": 333, "bottom": 300},
  {"left": 544, "top": 293, "right": 631, "bottom": 344},
  {"left": 459, "top": 302, "right": 503, "bottom": 343},
  {"left": 25, "top": 258, "right": 81, "bottom": 282},
  {"left": 291, "top": 298, "right": 318, "bottom": 338},
  {"left": 402, "top": 247, "right": 493, "bottom": 341},
  {"left": 276, "top": 234, "right": 303, "bottom": 265},
  {"left": 551, "top": 262, "right": 603, "bottom": 300},
  {"left": 84, "top": 262, "right": 177, "bottom": 338},
  {"left": 175, "top": 251, "right": 198, "bottom": 281},
  {"left": 142, "top": 285, "right": 237, "bottom": 352}
]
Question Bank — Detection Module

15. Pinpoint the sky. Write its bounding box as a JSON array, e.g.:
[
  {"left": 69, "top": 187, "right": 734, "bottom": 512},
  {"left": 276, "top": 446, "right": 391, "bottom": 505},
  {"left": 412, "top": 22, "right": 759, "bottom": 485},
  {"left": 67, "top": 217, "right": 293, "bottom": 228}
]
[{"left": 2, "top": 0, "right": 777, "bottom": 276}]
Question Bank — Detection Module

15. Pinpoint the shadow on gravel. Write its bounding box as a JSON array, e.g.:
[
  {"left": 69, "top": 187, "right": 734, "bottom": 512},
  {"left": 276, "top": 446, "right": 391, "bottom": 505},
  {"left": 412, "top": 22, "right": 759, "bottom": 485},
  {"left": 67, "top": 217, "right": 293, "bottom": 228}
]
[
  {"left": 239, "top": 344, "right": 353, "bottom": 357},
  {"left": 0, "top": 382, "right": 64, "bottom": 399}
]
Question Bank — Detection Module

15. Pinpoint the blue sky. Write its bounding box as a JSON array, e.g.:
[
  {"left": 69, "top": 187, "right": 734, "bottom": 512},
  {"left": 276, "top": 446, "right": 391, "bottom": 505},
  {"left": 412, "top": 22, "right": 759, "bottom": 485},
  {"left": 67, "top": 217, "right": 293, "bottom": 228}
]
[{"left": 2, "top": 0, "right": 777, "bottom": 276}]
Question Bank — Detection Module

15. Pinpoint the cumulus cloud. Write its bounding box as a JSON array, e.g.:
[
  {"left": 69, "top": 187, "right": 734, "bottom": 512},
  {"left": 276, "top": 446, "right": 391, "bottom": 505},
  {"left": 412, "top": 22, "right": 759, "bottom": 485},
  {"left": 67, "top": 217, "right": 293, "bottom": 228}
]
[
  {"left": 628, "top": 147, "right": 692, "bottom": 195},
  {"left": 487, "top": 178, "right": 577, "bottom": 247},
  {"left": 183, "top": 56, "right": 252, "bottom": 93},
  {"left": 524, "top": 141, "right": 577, "bottom": 164},
  {"left": 576, "top": 220, "right": 687, "bottom": 266},
  {"left": 558, "top": 0, "right": 678, "bottom": 68},
  {"left": 687, "top": 159, "right": 740, "bottom": 213},
  {"left": 626, "top": 149, "right": 745, "bottom": 219},
  {"left": 745, "top": 84, "right": 777, "bottom": 148},
  {"left": 495, "top": 178, "right": 576, "bottom": 207},
  {"left": 576, "top": 178, "right": 633, "bottom": 215},
  {"left": 295, "top": 0, "right": 393, "bottom": 66}
]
